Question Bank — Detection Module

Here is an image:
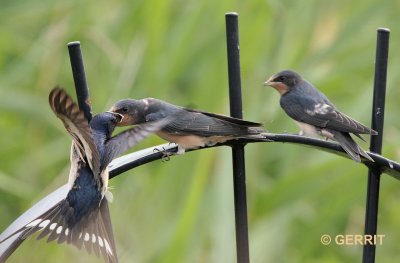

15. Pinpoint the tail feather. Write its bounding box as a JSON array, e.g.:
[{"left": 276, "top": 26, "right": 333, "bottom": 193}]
[
  {"left": 328, "top": 129, "right": 373, "bottom": 162},
  {"left": 82, "top": 220, "right": 92, "bottom": 255},
  {"left": 73, "top": 226, "right": 84, "bottom": 250},
  {"left": 1, "top": 198, "right": 118, "bottom": 263},
  {"left": 233, "top": 127, "right": 268, "bottom": 140},
  {"left": 34, "top": 203, "right": 62, "bottom": 241},
  {"left": 92, "top": 222, "right": 101, "bottom": 258},
  {"left": 248, "top": 126, "right": 268, "bottom": 135},
  {"left": 98, "top": 200, "right": 118, "bottom": 262}
]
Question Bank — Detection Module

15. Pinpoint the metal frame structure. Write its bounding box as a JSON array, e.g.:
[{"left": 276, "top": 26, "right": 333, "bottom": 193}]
[{"left": 0, "top": 13, "right": 395, "bottom": 263}]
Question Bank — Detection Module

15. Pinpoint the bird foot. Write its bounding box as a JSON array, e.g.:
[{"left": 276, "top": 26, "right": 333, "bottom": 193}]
[{"left": 153, "top": 147, "right": 173, "bottom": 162}]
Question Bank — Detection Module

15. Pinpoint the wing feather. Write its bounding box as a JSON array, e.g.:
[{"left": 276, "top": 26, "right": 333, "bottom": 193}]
[
  {"left": 103, "top": 115, "right": 177, "bottom": 165},
  {"left": 49, "top": 87, "right": 101, "bottom": 176},
  {"left": 281, "top": 96, "right": 377, "bottom": 135},
  {"left": 160, "top": 110, "right": 264, "bottom": 137},
  {"left": 183, "top": 107, "right": 263, "bottom": 126}
]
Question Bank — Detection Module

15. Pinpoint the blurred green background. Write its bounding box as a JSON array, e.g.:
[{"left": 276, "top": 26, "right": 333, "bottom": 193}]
[{"left": 1, "top": 0, "right": 400, "bottom": 262}]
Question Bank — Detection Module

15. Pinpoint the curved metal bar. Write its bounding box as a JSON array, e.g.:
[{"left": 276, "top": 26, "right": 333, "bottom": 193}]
[
  {"left": 109, "top": 133, "right": 400, "bottom": 179},
  {"left": 259, "top": 134, "right": 400, "bottom": 178},
  {"left": 1, "top": 134, "right": 399, "bottom": 258}
]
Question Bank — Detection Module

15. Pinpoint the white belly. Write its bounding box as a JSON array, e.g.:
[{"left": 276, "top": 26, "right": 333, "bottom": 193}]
[{"left": 295, "top": 121, "right": 334, "bottom": 140}]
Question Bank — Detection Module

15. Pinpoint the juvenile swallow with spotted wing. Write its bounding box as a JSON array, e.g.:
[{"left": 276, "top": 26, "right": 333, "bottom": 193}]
[
  {"left": 109, "top": 98, "right": 266, "bottom": 154},
  {"left": 0, "top": 88, "right": 173, "bottom": 262},
  {"left": 265, "top": 70, "right": 377, "bottom": 162}
]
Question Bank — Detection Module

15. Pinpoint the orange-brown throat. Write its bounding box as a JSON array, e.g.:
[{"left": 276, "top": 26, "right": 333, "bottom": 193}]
[{"left": 270, "top": 82, "right": 289, "bottom": 95}]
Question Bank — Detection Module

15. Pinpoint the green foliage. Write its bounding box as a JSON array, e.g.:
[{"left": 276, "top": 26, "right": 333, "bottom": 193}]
[{"left": 1, "top": 0, "right": 400, "bottom": 262}]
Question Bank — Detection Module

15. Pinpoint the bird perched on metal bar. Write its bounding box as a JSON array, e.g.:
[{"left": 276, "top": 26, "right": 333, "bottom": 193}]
[
  {"left": 265, "top": 70, "right": 377, "bottom": 162},
  {"left": 0, "top": 88, "right": 173, "bottom": 262},
  {"left": 108, "top": 98, "right": 266, "bottom": 154}
]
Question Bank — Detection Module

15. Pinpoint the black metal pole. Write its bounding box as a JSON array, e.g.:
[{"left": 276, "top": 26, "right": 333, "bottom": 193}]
[
  {"left": 362, "top": 28, "right": 390, "bottom": 263},
  {"left": 67, "top": 41, "right": 93, "bottom": 121},
  {"left": 225, "top": 12, "right": 250, "bottom": 263}
]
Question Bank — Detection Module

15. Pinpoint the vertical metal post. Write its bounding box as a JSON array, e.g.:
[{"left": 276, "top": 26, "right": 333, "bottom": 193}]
[
  {"left": 225, "top": 12, "right": 250, "bottom": 263},
  {"left": 67, "top": 41, "right": 93, "bottom": 121},
  {"left": 362, "top": 28, "right": 390, "bottom": 263}
]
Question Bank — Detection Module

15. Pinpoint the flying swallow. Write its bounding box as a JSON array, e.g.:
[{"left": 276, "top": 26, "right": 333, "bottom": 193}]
[
  {"left": 109, "top": 98, "right": 266, "bottom": 154},
  {"left": 265, "top": 70, "right": 377, "bottom": 162},
  {"left": 0, "top": 88, "right": 173, "bottom": 262}
]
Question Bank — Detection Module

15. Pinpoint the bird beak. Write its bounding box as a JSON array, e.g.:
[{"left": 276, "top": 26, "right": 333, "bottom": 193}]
[
  {"left": 106, "top": 111, "right": 124, "bottom": 123},
  {"left": 263, "top": 75, "right": 289, "bottom": 95},
  {"left": 264, "top": 76, "right": 275, "bottom": 86}
]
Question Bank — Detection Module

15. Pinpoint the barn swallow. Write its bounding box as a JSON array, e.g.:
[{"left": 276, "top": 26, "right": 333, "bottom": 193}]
[
  {"left": 265, "top": 70, "right": 377, "bottom": 162},
  {"left": 0, "top": 88, "right": 173, "bottom": 262},
  {"left": 109, "top": 98, "right": 266, "bottom": 154}
]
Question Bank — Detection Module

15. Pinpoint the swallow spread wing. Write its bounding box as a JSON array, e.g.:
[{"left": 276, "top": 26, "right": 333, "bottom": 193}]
[
  {"left": 49, "top": 87, "right": 101, "bottom": 177},
  {"left": 102, "top": 115, "right": 177, "bottom": 167}
]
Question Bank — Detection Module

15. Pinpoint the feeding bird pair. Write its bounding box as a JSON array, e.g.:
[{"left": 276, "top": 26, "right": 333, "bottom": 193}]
[
  {"left": 0, "top": 87, "right": 266, "bottom": 263},
  {"left": 0, "top": 70, "right": 376, "bottom": 262}
]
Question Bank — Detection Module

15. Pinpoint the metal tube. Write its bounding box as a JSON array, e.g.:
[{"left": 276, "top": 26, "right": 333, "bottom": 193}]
[
  {"left": 362, "top": 28, "right": 390, "bottom": 263},
  {"left": 67, "top": 41, "right": 93, "bottom": 121},
  {"left": 225, "top": 12, "right": 250, "bottom": 263}
]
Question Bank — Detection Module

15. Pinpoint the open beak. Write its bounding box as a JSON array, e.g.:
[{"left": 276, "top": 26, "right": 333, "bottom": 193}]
[{"left": 106, "top": 111, "right": 124, "bottom": 124}]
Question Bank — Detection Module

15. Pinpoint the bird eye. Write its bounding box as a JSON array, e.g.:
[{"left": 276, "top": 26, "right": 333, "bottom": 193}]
[
  {"left": 121, "top": 107, "right": 128, "bottom": 113},
  {"left": 278, "top": 76, "right": 286, "bottom": 82}
]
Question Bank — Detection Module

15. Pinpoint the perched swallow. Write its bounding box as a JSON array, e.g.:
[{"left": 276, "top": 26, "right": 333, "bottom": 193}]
[
  {"left": 265, "top": 70, "right": 377, "bottom": 162},
  {"left": 108, "top": 98, "right": 266, "bottom": 154},
  {"left": 0, "top": 88, "right": 172, "bottom": 262}
]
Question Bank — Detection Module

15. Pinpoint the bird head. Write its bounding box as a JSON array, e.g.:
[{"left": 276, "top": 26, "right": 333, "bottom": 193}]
[
  {"left": 108, "top": 99, "right": 147, "bottom": 126},
  {"left": 90, "top": 112, "right": 123, "bottom": 137},
  {"left": 264, "top": 70, "right": 302, "bottom": 95}
]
